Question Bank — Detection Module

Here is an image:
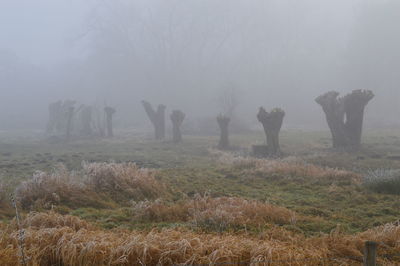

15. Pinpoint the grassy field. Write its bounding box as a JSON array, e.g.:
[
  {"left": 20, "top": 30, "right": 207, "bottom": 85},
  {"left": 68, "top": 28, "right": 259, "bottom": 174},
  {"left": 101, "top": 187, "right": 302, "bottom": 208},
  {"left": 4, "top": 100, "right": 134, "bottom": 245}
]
[{"left": 1, "top": 129, "right": 400, "bottom": 265}]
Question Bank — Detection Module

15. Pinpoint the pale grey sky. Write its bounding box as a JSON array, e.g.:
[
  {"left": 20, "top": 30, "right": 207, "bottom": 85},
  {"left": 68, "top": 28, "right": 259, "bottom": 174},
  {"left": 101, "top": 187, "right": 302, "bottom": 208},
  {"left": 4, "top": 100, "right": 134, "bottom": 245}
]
[
  {"left": 0, "top": 0, "right": 89, "bottom": 66},
  {"left": 0, "top": 0, "right": 399, "bottom": 129}
]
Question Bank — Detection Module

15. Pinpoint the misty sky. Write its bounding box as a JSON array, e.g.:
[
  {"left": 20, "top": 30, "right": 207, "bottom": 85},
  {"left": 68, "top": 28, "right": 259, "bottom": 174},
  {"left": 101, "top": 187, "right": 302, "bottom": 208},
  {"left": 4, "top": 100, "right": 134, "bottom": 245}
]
[
  {"left": 0, "top": 0, "right": 89, "bottom": 66},
  {"left": 0, "top": 0, "right": 399, "bottom": 131}
]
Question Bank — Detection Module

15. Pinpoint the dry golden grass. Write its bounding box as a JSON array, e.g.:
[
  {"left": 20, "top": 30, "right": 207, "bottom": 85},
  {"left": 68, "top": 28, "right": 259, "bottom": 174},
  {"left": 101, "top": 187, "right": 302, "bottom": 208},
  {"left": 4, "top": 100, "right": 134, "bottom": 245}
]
[
  {"left": 189, "top": 194, "right": 296, "bottom": 229},
  {"left": 211, "top": 149, "right": 361, "bottom": 183},
  {"left": 15, "top": 164, "right": 89, "bottom": 209},
  {"left": 0, "top": 181, "right": 13, "bottom": 218},
  {"left": 131, "top": 194, "right": 296, "bottom": 228},
  {"left": 131, "top": 198, "right": 190, "bottom": 223},
  {"left": 21, "top": 211, "right": 93, "bottom": 231},
  {"left": 83, "top": 162, "right": 164, "bottom": 201},
  {"left": 0, "top": 212, "right": 399, "bottom": 265},
  {"left": 15, "top": 162, "right": 164, "bottom": 210}
]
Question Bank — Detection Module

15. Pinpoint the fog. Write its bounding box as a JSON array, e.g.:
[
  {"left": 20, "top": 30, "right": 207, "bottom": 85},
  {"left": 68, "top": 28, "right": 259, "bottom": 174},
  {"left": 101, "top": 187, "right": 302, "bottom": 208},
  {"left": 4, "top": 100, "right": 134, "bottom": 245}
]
[{"left": 1, "top": 0, "right": 399, "bottom": 131}]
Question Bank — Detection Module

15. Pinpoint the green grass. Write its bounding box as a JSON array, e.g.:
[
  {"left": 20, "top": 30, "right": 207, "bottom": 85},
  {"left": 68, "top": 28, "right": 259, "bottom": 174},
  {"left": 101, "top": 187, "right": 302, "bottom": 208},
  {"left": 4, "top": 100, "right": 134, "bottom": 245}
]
[{"left": 1, "top": 129, "right": 400, "bottom": 235}]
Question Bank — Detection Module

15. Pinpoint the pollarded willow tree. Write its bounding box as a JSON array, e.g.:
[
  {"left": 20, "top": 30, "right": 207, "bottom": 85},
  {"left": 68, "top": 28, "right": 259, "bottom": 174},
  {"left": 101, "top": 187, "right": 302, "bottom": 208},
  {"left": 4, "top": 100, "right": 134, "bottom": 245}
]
[
  {"left": 104, "top": 106, "right": 116, "bottom": 138},
  {"left": 142, "top": 101, "right": 166, "bottom": 140},
  {"left": 315, "top": 89, "right": 374, "bottom": 149},
  {"left": 170, "top": 110, "right": 185, "bottom": 143},
  {"left": 46, "top": 100, "right": 62, "bottom": 134},
  {"left": 80, "top": 105, "right": 93, "bottom": 136},
  {"left": 65, "top": 106, "right": 76, "bottom": 140},
  {"left": 257, "top": 107, "right": 285, "bottom": 157},
  {"left": 217, "top": 115, "right": 230, "bottom": 150}
]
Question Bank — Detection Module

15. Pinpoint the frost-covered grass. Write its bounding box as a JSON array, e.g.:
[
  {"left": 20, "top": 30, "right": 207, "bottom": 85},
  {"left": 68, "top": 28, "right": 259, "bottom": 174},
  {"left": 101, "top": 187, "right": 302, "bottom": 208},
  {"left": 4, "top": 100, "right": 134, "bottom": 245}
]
[
  {"left": 1, "top": 129, "right": 400, "bottom": 234},
  {"left": 364, "top": 169, "right": 400, "bottom": 195}
]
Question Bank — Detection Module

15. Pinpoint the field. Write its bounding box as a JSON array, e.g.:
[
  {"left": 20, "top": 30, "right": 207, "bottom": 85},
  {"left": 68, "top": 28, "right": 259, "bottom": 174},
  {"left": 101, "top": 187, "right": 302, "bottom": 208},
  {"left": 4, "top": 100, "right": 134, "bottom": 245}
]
[{"left": 1, "top": 129, "right": 400, "bottom": 265}]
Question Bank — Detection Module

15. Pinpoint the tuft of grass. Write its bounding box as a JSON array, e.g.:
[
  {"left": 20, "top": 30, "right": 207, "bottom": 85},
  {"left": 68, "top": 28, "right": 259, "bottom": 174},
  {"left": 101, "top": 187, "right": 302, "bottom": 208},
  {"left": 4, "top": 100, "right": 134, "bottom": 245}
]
[
  {"left": 211, "top": 149, "right": 362, "bottom": 183},
  {"left": 364, "top": 169, "right": 400, "bottom": 195},
  {"left": 15, "top": 164, "right": 94, "bottom": 210},
  {"left": 131, "top": 194, "right": 297, "bottom": 231},
  {"left": 83, "top": 161, "right": 164, "bottom": 202},
  {"left": 15, "top": 162, "right": 165, "bottom": 210},
  {"left": 21, "top": 211, "right": 93, "bottom": 231}
]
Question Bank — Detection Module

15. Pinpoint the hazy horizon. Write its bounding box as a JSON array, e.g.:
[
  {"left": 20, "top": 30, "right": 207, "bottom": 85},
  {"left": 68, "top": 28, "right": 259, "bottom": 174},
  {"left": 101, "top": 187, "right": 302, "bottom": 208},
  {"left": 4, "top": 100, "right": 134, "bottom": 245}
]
[{"left": 1, "top": 0, "right": 399, "bottom": 131}]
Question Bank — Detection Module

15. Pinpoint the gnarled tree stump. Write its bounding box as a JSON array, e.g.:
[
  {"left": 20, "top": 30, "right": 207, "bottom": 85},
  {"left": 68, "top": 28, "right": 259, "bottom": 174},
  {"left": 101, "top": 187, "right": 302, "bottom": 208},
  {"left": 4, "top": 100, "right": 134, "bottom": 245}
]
[
  {"left": 104, "top": 106, "right": 116, "bottom": 138},
  {"left": 142, "top": 101, "right": 166, "bottom": 140},
  {"left": 170, "top": 110, "right": 185, "bottom": 143},
  {"left": 217, "top": 115, "right": 230, "bottom": 150},
  {"left": 256, "top": 107, "right": 285, "bottom": 157},
  {"left": 316, "top": 90, "right": 374, "bottom": 149}
]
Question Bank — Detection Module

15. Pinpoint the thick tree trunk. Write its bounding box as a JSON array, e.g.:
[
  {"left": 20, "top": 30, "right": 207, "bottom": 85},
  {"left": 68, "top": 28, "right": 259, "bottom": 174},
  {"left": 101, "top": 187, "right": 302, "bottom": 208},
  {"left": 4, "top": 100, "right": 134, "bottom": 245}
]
[
  {"left": 257, "top": 107, "right": 285, "bottom": 157},
  {"left": 104, "top": 106, "right": 116, "bottom": 138},
  {"left": 170, "top": 110, "right": 185, "bottom": 143},
  {"left": 142, "top": 101, "right": 166, "bottom": 140},
  {"left": 47, "top": 101, "right": 62, "bottom": 134},
  {"left": 65, "top": 106, "right": 75, "bottom": 140},
  {"left": 316, "top": 90, "right": 374, "bottom": 149},
  {"left": 343, "top": 90, "right": 374, "bottom": 147},
  {"left": 58, "top": 100, "right": 76, "bottom": 136},
  {"left": 156, "top": 105, "right": 166, "bottom": 140},
  {"left": 315, "top": 91, "right": 348, "bottom": 148},
  {"left": 217, "top": 115, "right": 230, "bottom": 149},
  {"left": 80, "top": 106, "right": 93, "bottom": 136}
]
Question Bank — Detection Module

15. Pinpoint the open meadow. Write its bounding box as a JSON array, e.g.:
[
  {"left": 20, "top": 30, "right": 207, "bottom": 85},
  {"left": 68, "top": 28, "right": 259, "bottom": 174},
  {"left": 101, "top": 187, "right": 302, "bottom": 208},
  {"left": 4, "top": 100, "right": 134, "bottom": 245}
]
[
  {"left": 3, "top": 1, "right": 400, "bottom": 265},
  {"left": 0, "top": 129, "right": 400, "bottom": 265}
]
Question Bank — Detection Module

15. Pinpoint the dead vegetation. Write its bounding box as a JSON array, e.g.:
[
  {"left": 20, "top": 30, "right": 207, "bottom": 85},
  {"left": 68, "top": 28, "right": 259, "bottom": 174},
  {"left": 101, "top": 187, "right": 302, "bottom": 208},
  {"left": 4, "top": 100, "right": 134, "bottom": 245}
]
[
  {"left": 131, "top": 194, "right": 296, "bottom": 230},
  {"left": 15, "top": 164, "right": 91, "bottom": 209},
  {"left": 15, "top": 162, "right": 164, "bottom": 210},
  {"left": 0, "top": 211, "right": 399, "bottom": 265},
  {"left": 211, "top": 149, "right": 362, "bottom": 183},
  {"left": 83, "top": 162, "right": 164, "bottom": 201},
  {"left": 0, "top": 182, "right": 7, "bottom": 206},
  {"left": 3, "top": 147, "right": 397, "bottom": 265},
  {"left": 0, "top": 181, "right": 13, "bottom": 218}
]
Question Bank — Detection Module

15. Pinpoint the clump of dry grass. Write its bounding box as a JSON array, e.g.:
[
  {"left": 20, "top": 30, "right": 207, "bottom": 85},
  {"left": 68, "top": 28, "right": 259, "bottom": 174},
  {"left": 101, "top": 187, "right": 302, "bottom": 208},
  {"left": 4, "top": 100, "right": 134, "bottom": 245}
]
[
  {"left": 15, "top": 164, "right": 89, "bottom": 209},
  {"left": 83, "top": 162, "right": 164, "bottom": 201},
  {"left": 0, "top": 181, "right": 14, "bottom": 225},
  {"left": 189, "top": 194, "right": 296, "bottom": 229},
  {"left": 131, "top": 198, "right": 190, "bottom": 223},
  {"left": 15, "top": 162, "right": 164, "bottom": 210},
  {"left": 131, "top": 194, "right": 296, "bottom": 229},
  {"left": 211, "top": 149, "right": 361, "bottom": 183},
  {"left": 0, "top": 211, "right": 399, "bottom": 265},
  {"left": 21, "top": 211, "right": 93, "bottom": 231}
]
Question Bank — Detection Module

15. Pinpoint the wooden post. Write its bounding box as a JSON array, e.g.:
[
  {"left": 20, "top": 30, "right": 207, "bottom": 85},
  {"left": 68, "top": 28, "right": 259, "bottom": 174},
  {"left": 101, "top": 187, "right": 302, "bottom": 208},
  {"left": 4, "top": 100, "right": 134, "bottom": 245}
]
[{"left": 363, "top": 241, "right": 377, "bottom": 266}]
